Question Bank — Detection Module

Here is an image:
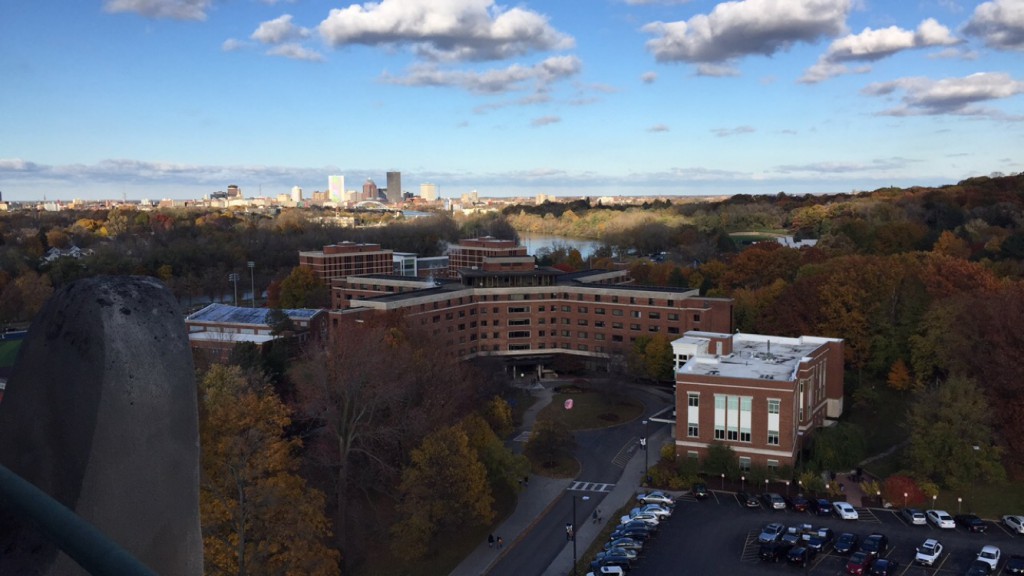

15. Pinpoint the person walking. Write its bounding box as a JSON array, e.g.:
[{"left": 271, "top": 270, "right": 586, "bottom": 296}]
[
  {"left": 497, "top": 536, "right": 504, "bottom": 549},
  {"left": 488, "top": 534, "right": 494, "bottom": 548}
]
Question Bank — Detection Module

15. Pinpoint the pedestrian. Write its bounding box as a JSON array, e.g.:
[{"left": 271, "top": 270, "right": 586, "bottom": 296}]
[
  {"left": 592, "top": 510, "right": 598, "bottom": 524},
  {"left": 488, "top": 534, "right": 494, "bottom": 548},
  {"left": 523, "top": 475, "right": 529, "bottom": 487},
  {"left": 497, "top": 536, "right": 504, "bottom": 549}
]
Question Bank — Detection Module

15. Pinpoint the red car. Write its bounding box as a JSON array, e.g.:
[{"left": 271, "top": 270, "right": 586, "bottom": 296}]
[{"left": 846, "top": 551, "right": 875, "bottom": 575}]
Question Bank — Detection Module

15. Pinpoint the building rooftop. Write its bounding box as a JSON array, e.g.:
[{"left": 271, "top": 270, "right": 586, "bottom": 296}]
[
  {"left": 186, "top": 303, "right": 320, "bottom": 325},
  {"left": 677, "top": 332, "right": 839, "bottom": 382}
]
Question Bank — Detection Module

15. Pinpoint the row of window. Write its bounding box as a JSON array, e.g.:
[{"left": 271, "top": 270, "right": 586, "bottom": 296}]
[
  {"left": 687, "top": 394, "right": 781, "bottom": 446},
  {"left": 682, "top": 452, "right": 781, "bottom": 472}
]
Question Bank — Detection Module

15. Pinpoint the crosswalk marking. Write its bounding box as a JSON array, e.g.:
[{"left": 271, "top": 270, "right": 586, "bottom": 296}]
[
  {"left": 567, "top": 481, "right": 615, "bottom": 493},
  {"left": 513, "top": 431, "right": 531, "bottom": 442},
  {"left": 611, "top": 438, "right": 640, "bottom": 467}
]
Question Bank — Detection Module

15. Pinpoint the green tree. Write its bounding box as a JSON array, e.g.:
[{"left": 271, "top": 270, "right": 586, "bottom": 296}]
[
  {"left": 278, "top": 266, "right": 329, "bottom": 309},
  {"left": 702, "top": 442, "right": 738, "bottom": 478},
  {"left": 627, "top": 334, "right": 673, "bottom": 382},
  {"left": 907, "top": 375, "right": 1005, "bottom": 488},
  {"left": 199, "top": 365, "right": 339, "bottom": 576},
  {"left": 391, "top": 425, "right": 494, "bottom": 559},
  {"left": 458, "top": 413, "right": 529, "bottom": 493},
  {"left": 809, "top": 423, "right": 866, "bottom": 472},
  {"left": 524, "top": 418, "right": 575, "bottom": 467}
]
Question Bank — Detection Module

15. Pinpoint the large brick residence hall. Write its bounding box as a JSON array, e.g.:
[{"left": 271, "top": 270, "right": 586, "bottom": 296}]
[{"left": 671, "top": 331, "right": 844, "bottom": 470}]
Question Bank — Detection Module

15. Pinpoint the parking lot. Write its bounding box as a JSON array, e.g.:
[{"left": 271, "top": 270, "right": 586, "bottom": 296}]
[{"left": 625, "top": 491, "right": 1024, "bottom": 575}]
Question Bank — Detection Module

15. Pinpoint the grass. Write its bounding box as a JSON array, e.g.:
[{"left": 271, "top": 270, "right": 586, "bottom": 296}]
[
  {"left": 536, "top": 383, "right": 644, "bottom": 431},
  {"left": 573, "top": 499, "right": 638, "bottom": 575},
  {"left": 0, "top": 340, "right": 22, "bottom": 368}
]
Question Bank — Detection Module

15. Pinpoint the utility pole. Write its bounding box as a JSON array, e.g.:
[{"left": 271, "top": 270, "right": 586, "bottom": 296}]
[{"left": 247, "top": 261, "right": 255, "bottom": 307}]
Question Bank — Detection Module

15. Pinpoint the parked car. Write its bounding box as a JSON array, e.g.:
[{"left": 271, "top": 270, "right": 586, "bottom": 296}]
[
  {"left": 789, "top": 495, "right": 810, "bottom": 512},
  {"left": 915, "top": 538, "right": 944, "bottom": 566},
  {"left": 758, "top": 522, "right": 786, "bottom": 544},
  {"left": 758, "top": 541, "right": 794, "bottom": 562},
  {"left": 1003, "top": 515, "right": 1024, "bottom": 534},
  {"left": 619, "top": 512, "right": 659, "bottom": 527},
  {"left": 585, "top": 567, "right": 624, "bottom": 576},
  {"left": 846, "top": 551, "right": 875, "bottom": 575},
  {"left": 810, "top": 498, "right": 832, "bottom": 516},
  {"left": 761, "top": 492, "right": 786, "bottom": 510},
  {"left": 965, "top": 559, "right": 994, "bottom": 575},
  {"left": 589, "top": 554, "right": 631, "bottom": 573},
  {"left": 610, "top": 525, "right": 651, "bottom": 541},
  {"left": 976, "top": 545, "right": 1001, "bottom": 571},
  {"left": 869, "top": 558, "right": 899, "bottom": 576},
  {"left": 927, "top": 509, "right": 956, "bottom": 529},
  {"left": 636, "top": 491, "right": 674, "bottom": 507},
  {"left": 787, "top": 545, "right": 816, "bottom": 567},
  {"left": 618, "top": 519, "right": 657, "bottom": 533},
  {"left": 955, "top": 514, "right": 987, "bottom": 533},
  {"left": 605, "top": 537, "right": 643, "bottom": 552},
  {"left": 859, "top": 533, "right": 889, "bottom": 557},
  {"left": 736, "top": 491, "right": 759, "bottom": 508},
  {"left": 691, "top": 482, "right": 708, "bottom": 499},
  {"left": 902, "top": 507, "right": 927, "bottom": 525},
  {"left": 1005, "top": 554, "right": 1024, "bottom": 574},
  {"left": 834, "top": 532, "right": 859, "bottom": 555},
  {"left": 805, "top": 527, "right": 834, "bottom": 552},
  {"left": 636, "top": 504, "right": 672, "bottom": 519},
  {"left": 834, "top": 501, "right": 859, "bottom": 520}
]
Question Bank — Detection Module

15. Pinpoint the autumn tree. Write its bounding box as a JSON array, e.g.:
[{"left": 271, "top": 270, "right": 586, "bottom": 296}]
[
  {"left": 278, "top": 266, "right": 329, "bottom": 309},
  {"left": 524, "top": 418, "right": 575, "bottom": 468},
  {"left": 390, "top": 425, "right": 494, "bottom": 559},
  {"left": 886, "top": 358, "right": 913, "bottom": 392},
  {"left": 906, "top": 375, "right": 1005, "bottom": 488},
  {"left": 627, "top": 334, "right": 673, "bottom": 382},
  {"left": 458, "top": 413, "right": 530, "bottom": 494},
  {"left": 199, "top": 365, "right": 339, "bottom": 576},
  {"left": 882, "top": 475, "right": 927, "bottom": 508},
  {"left": 808, "top": 423, "right": 866, "bottom": 472}
]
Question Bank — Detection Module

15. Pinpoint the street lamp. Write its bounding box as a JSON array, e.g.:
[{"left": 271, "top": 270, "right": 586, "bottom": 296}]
[
  {"left": 642, "top": 419, "right": 649, "bottom": 479},
  {"left": 903, "top": 492, "right": 908, "bottom": 508},
  {"left": 741, "top": 476, "right": 745, "bottom": 491},
  {"left": 247, "top": 261, "right": 255, "bottom": 307},
  {"left": 572, "top": 494, "right": 591, "bottom": 576},
  {"left": 932, "top": 494, "right": 937, "bottom": 509},
  {"left": 958, "top": 496, "right": 963, "bottom": 514},
  {"left": 765, "top": 478, "right": 769, "bottom": 493},
  {"left": 785, "top": 480, "right": 790, "bottom": 496},
  {"left": 721, "top": 473, "right": 725, "bottom": 490},
  {"left": 228, "top": 273, "right": 239, "bottom": 306}
]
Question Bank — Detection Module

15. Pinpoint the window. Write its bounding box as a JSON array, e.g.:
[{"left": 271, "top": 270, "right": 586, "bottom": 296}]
[
  {"left": 768, "top": 399, "right": 780, "bottom": 414},
  {"left": 594, "top": 333, "right": 605, "bottom": 340},
  {"left": 612, "top": 335, "right": 623, "bottom": 342},
  {"left": 649, "top": 312, "right": 660, "bottom": 320},
  {"left": 767, "top": 431, "right": 780, "bottom": 445},
  {"left": 508, "top": 331, "right": 531, "bottom": 339},
  {"left": 688, "top": 394, "right": 699, "bottom": 407},
  {"left": 738, "top": 457, "right": 751, "bottom": 472},
  {"left": 561, "top": 306, "right": 571, "bottom": 312},
  {"left": 632, "top": 311, "right": 641, "bottom": 318},
  {"left": 612, "top": 309, "right": 623, "bottom": 316},
  {"left": 630, "top": 324, "right": 641, "bottom": 331},
  {"left": 577, "top": 344, "right": 588, "bottom": 351},
  {"left": 577, "top": 306, "right": 588, "bottom": 313},
  {"left": 577, "top": 332, "right": 587, "bottom": 339},
  {"left": 612, "top": 322, "right": 623, "bottom": 329},
  {"left": 767, "top": 459, "right": 779, "bottom": 472},
  {"left": 594, "top": 321, "right": 605, "bottom": 328},
  {"left": 508, "top": 306, "right": 530, "bottom": 314},
  {"left": 508, "top": 318, "right": 531, "bottom": 326},
  {"left": 595, "top": 307, "right": 605, "bottom": 315},
  {"left": 693, "top": 314, "right": 701, "bottom": 322},
  {"left": 508, "top": 343, "right": 531, "bottom": 351},
  {"left": 668, "top": 313, "right": 679, "bottom": 321},
  {"left": 714, "top": 396, "right": 725, "bottom": 440},
  {"left": 740, "top": 397, "right": 752, "bottom": 442},
  {"left": 577, "top": 319, "right": 588, "bottom": 326},
  {"left": 687, "top": 451, "right": 698, "bottom": 460}
]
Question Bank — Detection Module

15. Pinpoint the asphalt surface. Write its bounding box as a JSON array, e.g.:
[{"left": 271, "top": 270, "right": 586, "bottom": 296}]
[{"left": 627, "top": 490, "right": 1024, "bottom": 576}]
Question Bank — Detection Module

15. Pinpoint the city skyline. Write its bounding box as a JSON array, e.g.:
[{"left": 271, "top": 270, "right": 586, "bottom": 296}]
[{"left": 1, "top": 0, "right": 1022, "bottom": 201}]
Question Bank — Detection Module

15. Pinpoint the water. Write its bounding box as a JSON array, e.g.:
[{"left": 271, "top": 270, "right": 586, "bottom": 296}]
[{"left": 518, "top": 232, "right": 603, "bottom": 259}]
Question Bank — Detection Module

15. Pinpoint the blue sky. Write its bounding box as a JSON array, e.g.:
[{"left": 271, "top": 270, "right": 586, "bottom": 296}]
[{"left": 1, "top": 0, "right": 1022, "bottom": 201}]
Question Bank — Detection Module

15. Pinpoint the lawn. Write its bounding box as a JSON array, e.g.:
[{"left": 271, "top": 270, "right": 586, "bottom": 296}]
[
  {"left": 535, "top": 382, "right": 644, "bottom": 431},
  {"left": 0, "top": 340, "right": 22, "bottom": 369}
]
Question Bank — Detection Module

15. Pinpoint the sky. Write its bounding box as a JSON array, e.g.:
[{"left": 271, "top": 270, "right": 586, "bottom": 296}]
[{"left": 1, "top": 0, "right": 1023, "bottom": 202}]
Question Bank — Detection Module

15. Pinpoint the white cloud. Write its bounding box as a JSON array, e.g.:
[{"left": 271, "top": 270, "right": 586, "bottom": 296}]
[
  {"left": 775, "top": 157, "right": 916, "bottom": 173},
  {"left": 267, "top": 43, "right": 325, "bottom": 62},
  {"left": 382, "top": 55, "right": 581, "bottom": 94},
  {"left": 696, "top": 63, "right": 740, "bottom": 77},
  {"left": 221, "top": 38, "right": 248, "bottom": 52},
  {"left": 102, "top": 0, "right": 211, "bottom": 20},
  {"left": 862, "top": 72, "right": 1024, "bottom": 117},
  {"left": 711, "top": 125, "right": 756, "bottom": 137},
  {"left": 531, "top": 115, "right": 560, "bottom": 127},
  {"left": 801, "top": 19, "right": 959, "bottom": 83},
  {"left": 964, "top": 0, "right": 1024, "bottom": 51},
  {"left": 318, "top": 0, "right": 573, "bottom": 62},
  {"left": 647, "top": 124, "right": 670, "bottom": 132},
  {"left": 641, "top": 71, "right": 658, "bottom": 84},
  {"left": 643, "top": 0, "right": 849, "bottom": 66},
  {"left": 251, "top": 14, "right": 310, "bottom": 45}
]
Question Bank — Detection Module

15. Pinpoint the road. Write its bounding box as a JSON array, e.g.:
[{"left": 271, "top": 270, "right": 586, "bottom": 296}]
[{"left": 487, "top": 384, "right": 672, "bottom": 576}]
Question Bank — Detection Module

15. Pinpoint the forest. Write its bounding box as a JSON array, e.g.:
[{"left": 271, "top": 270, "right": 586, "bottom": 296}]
[{"left": 1, "top": 172, "right": 1023, "bottom": 574}]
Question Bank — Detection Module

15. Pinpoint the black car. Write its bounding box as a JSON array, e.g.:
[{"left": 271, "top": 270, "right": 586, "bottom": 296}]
[
  {"left": 859, "top": 533, "right": 889, "bottom": 557},
  {"left": 736, "top": 491, "right": 760, "bottom": 508},
  {"left": 965, "top": 559, "right": 993, "bottom": 575},
  {"left": 605, "top": 537, "right": 644, "bottom": 552},
  {"left": 805, "top": 528, "right": 834, "bottom": 552},
  {"left": 834, "top": 532, "right": 859, "bottom": 555},
  {"left": 1005, "top": 554, "right": 1024, "bottom": 574},
  {"left": 759, "top": 541, "right": 794, "bottom": 562},
  {"left": 691, "top": 482, "right": 708, "bottom": 499},
  {"left": 590, "top": 555, "right": 631, "bottom": 573},
  {"left": 789, "top": 495, "right": 810, "bottom": 512},
  {"left": 787, "top": 545, "right": 817, "bottom": 567},
  {"left": 620, "top": 519, "right": 657, "bottom": 533},
  {"left": 610, "top": 526, "right": 650, "bottom": 542},
  {"left": 955, "top": 514, "right": 988, "bottom": 533},
  {"left": 869, "top": 558, "right": 899, "bottom": 576},
  {"left": 809, "top": 498, "right": 832, "bottom": 516}
]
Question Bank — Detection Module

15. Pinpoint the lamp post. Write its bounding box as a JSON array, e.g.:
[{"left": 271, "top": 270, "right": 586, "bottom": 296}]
[
  {"left": 642, "top": 419, "right": 649, "bottom": 479},
  {"left": 572, "top": 494, "right": 590, "bottom": 576},
  {"left": 876, "top": 491, "right": 881, "bottom": 507},
  {"left": 786, "top": 480, "right": 790, "bottom": 496},
  {"left": 741, "top": 476, "right": 745, "bottom": 491},
  {"left": 765, "top": 478, "right": 769, "bottom": 495},
  {"left": 721, "top": 473, "right": 725, "bottom": 490},
  {"left": 228, "top": 273, "right": 239, "bottom": 306},
  {"left": 903, "top": 492, "right": 908, "bottom": 508},
  {"left": 958, "top": 496, "right": 963, "bottom": 515},
  {"left": 932, "top": 494, "right": 937, "bottom": 509},
  {"left": 247, "top": 261, "right": 255, "bottom": 307},
  {"left": 798, "top": 480, "right": 803, "bottom": 495}
]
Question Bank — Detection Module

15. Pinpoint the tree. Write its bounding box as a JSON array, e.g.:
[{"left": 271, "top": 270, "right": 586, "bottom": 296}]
[
  {"left": 524, "top": 418, "right": 575, "bottom": 467},
  {"left": 199, "top": 365, "right": 339, "bottom": 576},
  {"left": 278, "top": 266, "right": 329, "bottom": 309},
  {"left": 458, "top": 413, "right": 529, "bottom": 494},
  {"left": 702, "top": 442, "right": 738, "bottom": 478},
  {"left": 390, "top": 426, "right": 494, "bottom": 559},
  {"left": 882, "top": 475, "right": 927, "bottom": 508},
  {"left": 906, "top": 375, "right": 1005, "bottom": 488},
  {"left": 808, "top": 423, "right": 866, "bottom": 472},
  {"left": 886, "top": 359, "right": 913, "bottom": 392},
  {"left": 627, "top": 334, "right": 673, "bottom": 382}
]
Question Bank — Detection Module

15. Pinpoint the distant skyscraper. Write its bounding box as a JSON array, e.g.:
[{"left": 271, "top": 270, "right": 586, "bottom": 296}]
[
  {"left": 386, "top": 171, "right": 401, "bottom": 204},
  {"left": 362, "top": 178, "right": 378, "bottom": 201},
  {"left": 291, "top": 186, "right": 302, "bottom": 203},
  {"left": 420, "top": 183, "right": 438, "bottom": 201},
  {"left": 328, "top": 175, "right": 345, "bottom": 204},
  {"left": 227, "top": 184, "right": 241, "bottom": 198}
]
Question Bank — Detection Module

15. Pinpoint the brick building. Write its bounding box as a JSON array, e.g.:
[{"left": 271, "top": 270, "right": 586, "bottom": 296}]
[
  {"left": 446, "top": 237, "right": 527, "bottom": 278},
  {"left": 298, "top": 242, "right": 393, "bottom": 286},
  {"left": 329, "top": 254, "right": 733, "bottom": 376},
  {"left": 671, "top": 331, "right": 844, "bottom": 471},
  {"left": 185, "top": 303, "right": 326, "bottom": 366}
]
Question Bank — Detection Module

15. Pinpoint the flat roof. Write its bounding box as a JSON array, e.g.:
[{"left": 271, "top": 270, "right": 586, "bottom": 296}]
[
  {"left": 677, "top": 333, "right": 837, "bottom": 381},
  {"left": 186, "top": 303, "right": 320, "bottom": 325}
]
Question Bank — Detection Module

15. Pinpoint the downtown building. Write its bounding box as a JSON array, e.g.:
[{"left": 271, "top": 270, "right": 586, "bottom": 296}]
[{"left": 670, "top": 331, "right": 844, "bottom": 472}]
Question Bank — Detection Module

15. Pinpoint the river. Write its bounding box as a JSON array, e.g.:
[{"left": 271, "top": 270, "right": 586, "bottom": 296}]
[{"left": 518, "top": 232, "right": 603, "bottom": 259}]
